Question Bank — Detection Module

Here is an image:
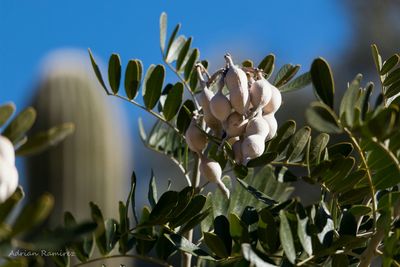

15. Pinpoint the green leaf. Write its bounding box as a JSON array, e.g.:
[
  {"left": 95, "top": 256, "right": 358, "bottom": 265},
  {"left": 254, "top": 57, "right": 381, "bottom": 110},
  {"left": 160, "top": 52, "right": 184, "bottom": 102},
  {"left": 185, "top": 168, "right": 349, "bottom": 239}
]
[
  {"left": 89, "top": 202, "right": 107, "bottom": 255},
  {"left": 348, "top": 205, "right": 371, "bottom": 217},
  {"left": 339, "top": 211, "right": 357, "bottom": 236},
  {"left": 3, "top": 107, "right": 36, "bottom": 144},
  {"left": 258, "top": 208, "right": 278, "bottom": 253},
  {"left": 108, "top": 53, "right": 121, "bottom": 94},
  {"left": 229, "top": 213, "right": 248, "bottom": 241},
  {"left": 104, "top": 219, "right": 119, "bottom": 253},
  {"left": 204, "top": 232, "right": 229, "bottom": 258},
  {"left": 148, "top": 171, "right": 158, "bottom": 208},
  {"left": 124, "top": 59, "right": 143, "bottom": 100},
  {"left": 0, "top": 187, "right": 24, "bottom": 224},
  {"left": 118, "top": 202, "right": 129, "bottom": 254},
  {"left": 286, "top": 126, "right": 311, "bottom": 162},
  {"left": 236, "top": 178, "right": 277, "bottom": 206},
  {"left": 176, "top": 100, "right": 195, "bottom": 133},
  {"left": 12, "top": 193, "right": 54, "bottom": 236},
  {"left": 147, "top": 191, "right": 178, "bottom": 225},
  {"left": 241, "top": 243, "right": 276, "bottom": 267},
  {"left": 16, "top": 123, "right": 74, "bottom": 156},
  {"left": 166, "top": 35, "right": 186, "bottom": 63},
  {"left": 214, "top": 215, "right": 232, "bottom": 255},
  {"left": 383, "top": 68, "right": 400, "bottom": 86},
  {"left": 159, "top": 12, "right": 167, "bottom": 52},
  {"left": 360, "top": 139, "right": 400, "bottom": 190},
  {"left": 88, "top": 49, "right": 108, "bottom": 93},
  {"left": 311, "top": 57, "right": 335, "bottom": 108},
  {"left": 176, "top": 37, "right": 192, "bottom": 71},
  {"left": 258, "top": 54, "right": 275, "bottom": 79},
  {"left": 386, "top": 79, "right": 400, "bottom": 99},
  {"left": 274, "top": 64, "right": 300, "bottom": 88},
  {"left": 171, "top": 194, "right": 207, "bottom": 227},
  {"left": 246, "top": 152, "right": 277, "bottom": 167},
  {"left": 184, "top": 48, "right": 199, "bottom": 81},
  {"left": 279, "top": 210, "right": 296, "bottom": 264},
  {"left": 328, "top": 142, "right": 353, "bottom": 158},
  {"left": 179, "top": 208, "right": 211, "bottom": 234},
  {"left": 306, "top": 102, "right": 342, "bottom": 134},
  {"left": 339, "top": 74, "right": 362, "bottom": 127},
  {"left": 127, "top": 172, "right": 138, "bottom": 225},
  {"left": 280, "top": 72, "right": 311, "bottom": 93},
  {"left": 165, "top": 24, "right": 181, "bottom": 59},
  {"left": 380, "top": 54, "right": 399, "bottom": 75},
  {"left": 163, "top": 82, "right": 184, "bottom": 121},
  {"left": 242, "top": 59, "right": 253, "bottom": 67},
  {"left": 143, "top": 64, "right": 165, "bottom": 109},
  {"left": 296, "top": 204, "right": 312, "bottom": 255},
  {"left": 164, "top": 233, "right": 215, "bottom": 260},
  {"left": 0, "top": 102, "right": 15, "bottom": 128},
  {"left": 309, "top": 133, "right": 330, "bottom": 164},
  {"left": 371, "top": 44, "right": 382, "bottom": 76},
  {"left": 267, "top": 120, "right": 296, "bottom": 153}
]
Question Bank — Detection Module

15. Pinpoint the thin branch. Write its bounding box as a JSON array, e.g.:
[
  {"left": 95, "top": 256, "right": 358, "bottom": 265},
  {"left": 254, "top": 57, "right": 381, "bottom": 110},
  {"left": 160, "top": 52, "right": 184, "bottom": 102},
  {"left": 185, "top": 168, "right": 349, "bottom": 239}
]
[
  {"left": 109, "top": 93, "right": 182, "bottom": 137},
  {"left": 73, "top": 254, "right": 171, "bottom": 267},
  {"left": 343, "top": 127, "right": 377, "bottom": 231}
]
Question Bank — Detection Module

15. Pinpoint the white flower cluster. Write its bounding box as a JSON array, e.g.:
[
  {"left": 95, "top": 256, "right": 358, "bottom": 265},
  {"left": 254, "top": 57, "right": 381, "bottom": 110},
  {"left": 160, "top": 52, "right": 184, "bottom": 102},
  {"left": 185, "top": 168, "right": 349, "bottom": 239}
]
[
  {"left": 0, "top": 136, "right": 18, "bottom": 203},
  {"left": 185, "top": 54, "right": 282, "bottom": 198}
]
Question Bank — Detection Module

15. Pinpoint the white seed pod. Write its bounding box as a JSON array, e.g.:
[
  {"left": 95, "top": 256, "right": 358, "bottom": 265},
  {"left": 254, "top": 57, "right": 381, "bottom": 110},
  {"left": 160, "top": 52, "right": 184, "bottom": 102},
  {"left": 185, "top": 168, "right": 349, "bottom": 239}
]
[
  {"left": 210, "top": 77, "right": 232, "bottom": 122},
  {"left": 224, "top": 54, "right": 250, "bottom": 115},
  {"left": 224, "top": 112, "right": 248, "bottom": 138},
  {"left": 263, "top": 113, "right": 278, "bottom": 140},
  {"left": 0, "top": 159, "right": 18, "bottom": 203},
  {"left": 232, "top": 139, "right": 243, "bottom": 164},
  {"left": 263, "top": 85, "right": 282, "bottom": 114},
  {"left": 249, "top": 71, "right": 272, "bottom": 112},
  {"left": 185, "top": 118, "right": 208, "bottom": 154},
  {"left": 0, "top": 136, "right": 15, "bottom": 165},
  {"left": 200, "top": 155, "right": 229, "bottom": 198},
  {"left": 196, "top": 66, "right": 222, "bottom": 134},
  {"left": 245, "top": 112, "right": 270, "bottom": 139},
  {"left": 241, "top": 134, "right": 265, "bottom": 165}
]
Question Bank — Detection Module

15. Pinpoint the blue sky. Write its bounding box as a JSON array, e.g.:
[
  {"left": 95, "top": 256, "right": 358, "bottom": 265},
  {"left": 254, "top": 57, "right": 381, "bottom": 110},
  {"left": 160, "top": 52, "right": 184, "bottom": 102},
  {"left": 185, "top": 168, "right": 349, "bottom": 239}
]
[{"left": 0, "top": 0, "right": 350, "bottom": 107}]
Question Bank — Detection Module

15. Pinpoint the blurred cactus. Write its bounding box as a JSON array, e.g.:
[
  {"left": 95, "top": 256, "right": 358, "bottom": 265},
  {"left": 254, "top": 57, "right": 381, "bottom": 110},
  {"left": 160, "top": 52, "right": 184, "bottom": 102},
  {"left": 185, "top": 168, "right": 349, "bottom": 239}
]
[{"left": 26, "top": 50, "right": 132, "bottom": 225}]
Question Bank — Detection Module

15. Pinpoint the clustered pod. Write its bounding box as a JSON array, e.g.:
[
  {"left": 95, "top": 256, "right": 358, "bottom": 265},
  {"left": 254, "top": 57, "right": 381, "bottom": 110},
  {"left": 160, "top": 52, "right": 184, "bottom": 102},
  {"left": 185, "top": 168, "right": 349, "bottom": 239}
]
[
  {"left": 0, "top": 136, "right": 18, "bottom": 203},
  {"left": 186, "top": 54, "right": 282, "bottom": 198}
]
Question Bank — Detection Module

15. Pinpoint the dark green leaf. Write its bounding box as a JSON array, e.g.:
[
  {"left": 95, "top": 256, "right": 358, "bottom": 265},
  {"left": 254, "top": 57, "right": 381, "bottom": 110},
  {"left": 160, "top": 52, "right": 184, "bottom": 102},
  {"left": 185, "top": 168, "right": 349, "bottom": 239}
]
[
  {"left": 179, "top": 208, "right": 211, "bottom": 234},
  {"left": 164, "top": 233, "right": 215, "bottom": 260},
  {"left": 280, "top": 72, "right": 311, "bottom": 93},
  {"left": 165, "top": 24, "right": 181, "bottom": 60},
  {"left": 0, "top": 187, "right": 24, "bottom": 224},
  {"left": 258, "top": 54, "right": 275, "bottom": 79},
  {"left": 3, "top": 107, "right": 36, "bottom": 144},
  {"left": 241, "top": 243, "right": 276, "bottom": 267},
  {"left": 258, "top": 208, "right": 278, "bottom": 253},
  {"left": 12, "top": 193, "right": 54, "bottom": 236},
  {"left": 108, "top": 53, "right": 121, "bottom": 94},
  {"left": 242, "top": 59, "right": 253, "bottom": 67},
  {"left": 166, "top": 35, "right": 186, "bottom": 63},
  {"left": 371, "top": 44, "right": 382, "bottom": 75},
  {"left": 286, "top": 126, "right": 311, "bottom": 162},
  {"left": 311, "top": 57, "right": 335, "bottom": 108},
  {"left": 275, "top": 166, "right": 297, "bottom": 182},
  {"left": 169, "top": 186, "right": 194, "bottom": 220},
  {"left": 267, "top": 120, "right": 296, "bottom": 153},
  {"left": 229, "top": 213, "right": 248, "bottom": 241},
  {"left": 332, "top": 254, "right": 349, "bottom": 267},
  {"left": 246, "top": 152, "right": 277, "bottom": 167},
  {"left": 339, "top": 211, "right": 357, "bottom": 236},
  {"left": 0, "top": 102, "right": 15, "bottom": 128},
  {"left": 89, "top": 202, "right": 107, "bottom": 255},
  {"left": 383, "top": 68, "right": 400, "bottom": 86},
  {"left": 143, "top": 65, "right": 165, "bottom": 109},
  {"left": 296, "top": 204, "right": 312, "bottom": 255},
  {"left": 184, "top": 48, "right": 199, "bottom": 81},
  {"left": 127, "top": 172, "right": 138, "bottom": 225},
  {"left": 204, "top": 232, "right": 229, "bottom": 258},
  {"left": 163, "top": 82, "right": 184, "bottom": 121},
  {"left": 236, "top": 178, "right": 277, "bottom": 206},
  {"left": 148, "top": 171, "right": 158, "bottom": 208},
  {"left": 118, "top": 202, "right": 129, "bottom": 254},
  {"left": 104, "top": 218, "right": 119, "bottom": 253},
  {"left": 328, "top": 142, "right": 353, "bottom": 158},
  {"left": 214, "top": 215, "right": 232, "bottom": 255},
  {"left": 306, "top": 102, "right": 342, "bottom": 134},
  {"left": 169, "top": 194, "right": 207, "bottom": 226},
  {"left": 309, "top": 133, "right": 330, "bottom": 164},
  {"left": 177, "top": 100, "right": 195, "bottom": 133},
  {"left": 380, "top": 54, "right": 399, "bottom": 75},
  {"left": 88, "top": 49, "right": 108, "bottom": 93},
  {"left": 279, "top": 211, "right": 296, "bottom": 264},
  {"left": 386, "top": 79, "right": 400, "bottom": 98},
  {"left": 148, "top": 191, "right": 178, "bottom": 224},
  {"left": 176, "top": 37, "right": 192, "bottom": 70},
  {"left": 348, "top": 205, "right": 371, "bottom": 217},
  {"left": 16, "top": 123, "right": 74, "bottom": 156},
  {"left": 124, "top": 59, "right": 143, "bottom": 100},
  {"left": 274, "top": 64, "right": 300, "bottom": 88},
  {"left": 339, "top": 74, "right": 362, "bottom": 127},
  {"left": 160, "top": 12, "right": 167, "bottom": 52}
]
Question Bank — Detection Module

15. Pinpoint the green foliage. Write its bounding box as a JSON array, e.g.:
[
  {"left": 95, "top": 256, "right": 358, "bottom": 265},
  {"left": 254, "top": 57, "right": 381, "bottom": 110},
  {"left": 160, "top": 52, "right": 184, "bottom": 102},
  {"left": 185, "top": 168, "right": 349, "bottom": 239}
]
[{"left": 59, "top": 11, "right": 400, "bottom": 267}]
